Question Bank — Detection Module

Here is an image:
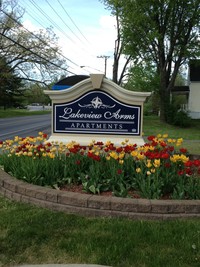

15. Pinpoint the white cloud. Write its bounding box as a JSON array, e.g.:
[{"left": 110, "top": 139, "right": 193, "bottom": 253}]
[
  {"left": 57, "top": 14, "right": 117, "bottom": 78},
  {"left": 22, "top": 15, "right": 117, "bottom": 79},
  {"left": 99, "top": 15, "right": 116, "bottom": 29},
  {"left": 22, "top": 20, "right": 40, "bottom": 32}
]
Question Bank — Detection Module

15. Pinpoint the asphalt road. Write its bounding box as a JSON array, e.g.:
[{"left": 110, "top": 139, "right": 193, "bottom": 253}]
[{"left": 0, "top": 114, "right": 51, "bottom": 141}]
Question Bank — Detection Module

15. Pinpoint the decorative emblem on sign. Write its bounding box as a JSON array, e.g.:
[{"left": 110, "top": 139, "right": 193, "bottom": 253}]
[{"left": 78, "top": 96, "right": 115, "bottom": 109}]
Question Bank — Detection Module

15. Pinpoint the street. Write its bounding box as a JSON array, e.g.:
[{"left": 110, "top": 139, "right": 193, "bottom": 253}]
[{"left": 0, "top": 114, "right": 51, "bottom": 141}]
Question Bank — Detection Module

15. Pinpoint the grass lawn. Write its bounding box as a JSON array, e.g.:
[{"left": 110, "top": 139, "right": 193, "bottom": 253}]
[
  {"left": 0, "top": 108, "right": 51, "bottom": 118},
  {"left": 0, "top": 196, "right": 200, "bottom": 267},
  {"left": 143, "top": 116, "right": 200, "bottom": 155},
  {"left": 143, "top": 116, "right": 200, "bottom": 140}
]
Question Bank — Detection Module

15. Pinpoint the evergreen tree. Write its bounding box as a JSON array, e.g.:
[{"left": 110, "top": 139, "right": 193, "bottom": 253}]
[{"left": 0, "top": 57, "right": 23, "bottom": 109}]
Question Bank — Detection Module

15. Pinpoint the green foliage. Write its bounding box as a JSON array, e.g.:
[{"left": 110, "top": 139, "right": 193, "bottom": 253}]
[
  {"left": 165, "top": 99, "right": 191, "bottom": 128},
  {"left": 186, "top": 176, "right": 200, "bottom": 199},
  {"left": 0, "top": 57, "right": 23, "bottom": 109},
  {"left": 143, "top": 94, "right": 160, "bottom": 116},
  {"left": 24, "top": 84, "right": 50, "bottom": 105},
  {"left": 171, "top": 172, "right": 200, "bottom": 200},
  {"left": 167, "top": 90, "right": 191, "bottom": 127},
  {"left": 103, "top": 0, "right": 200, "bottom": 121},
  {"left": 135, "top": 170, "right": 163, "bottom": 199},
  {"left": 125, "top": 63, "right": 159, "bottom": 93},
  {"left": 165, "top": 102, "right": 178, "bottom": 124},
  {"left": 0, "top": 133, "right": 200, "bottom": 200},
  {"left": 173, "top": 110, "right": 192, "bottom": 128},
  {"left": 174, "top": 71, "right": 188, "bottom": 86}
]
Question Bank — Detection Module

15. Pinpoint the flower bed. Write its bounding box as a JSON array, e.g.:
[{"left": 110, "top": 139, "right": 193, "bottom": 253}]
[{"left": 0, "top": 132, "right": 200, "bottom": 200}]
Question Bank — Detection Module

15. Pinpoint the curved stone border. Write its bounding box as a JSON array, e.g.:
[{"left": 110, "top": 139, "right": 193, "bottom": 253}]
[{"left": 0, "top": 169, "right": 200, "bottom": 220}]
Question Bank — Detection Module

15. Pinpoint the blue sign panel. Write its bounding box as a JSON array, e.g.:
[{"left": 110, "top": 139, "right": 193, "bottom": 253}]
[{"left": 53, "top": 90, "right": 141, "bottom": 135}]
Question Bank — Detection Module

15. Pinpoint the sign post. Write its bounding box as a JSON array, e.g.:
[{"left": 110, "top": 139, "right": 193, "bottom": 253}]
[{"left": 44, "top": 74, "right": 151, "bottom": 146}]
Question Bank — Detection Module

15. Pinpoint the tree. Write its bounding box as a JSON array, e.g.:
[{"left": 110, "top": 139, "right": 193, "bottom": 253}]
[
  {"left": 102, "top": 0, "right": 200, "bottom": 122},
  {"left": 125, "top": 62, "right": 160, "bottom": 115},
  {"left": 112, "top": 12, "right": 131, "bottom": 85},
  {"left": 25, "top": 83, "right": 50, "bottom": 105},
  {"left": 0, "top": 0, "right": 68, "bottom": 85},
  {"left": 124, "top": 63, "right": 159, "bottom": 92},
  {"left": 101, "top": 0, "right": 132, "bottom": 85},
  {"left": 0, "top": 56, "right": 23, "bottom": 109}
]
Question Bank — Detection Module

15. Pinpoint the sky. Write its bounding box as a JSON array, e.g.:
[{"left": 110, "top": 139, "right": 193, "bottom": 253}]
[{"left": 17, "top": 0, "right": 117, "bottom": 79}]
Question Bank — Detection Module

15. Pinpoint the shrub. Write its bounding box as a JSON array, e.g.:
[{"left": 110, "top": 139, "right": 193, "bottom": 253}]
[{"left": 173, "top": 110, "right": 192, "bottom": 127}]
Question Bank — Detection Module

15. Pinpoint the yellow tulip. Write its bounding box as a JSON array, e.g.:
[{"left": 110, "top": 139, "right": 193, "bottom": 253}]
[
  {"left": 148, "top": 146, "right": 155, "bottom": 151},
  {"left": 170, "top": 154, "right": 189, "bottom": 163},
  {"left": 131, "top": 151, "right": 138, "bottom": 157},
  {"left": 50, "top": 147, "right": 57, "bottom": 152},
  {"left": 153, "top": 159, "right": 161, "bottom": 168},
  {"left": 27, "top": 151, "right": 33, "bottom": 157},
  {"left": 137, "top": 153, "right": 145, "bottom": 160},
  {"left": 119, "top": 152, "right": 125, "bottom": 159},
  {"left": 180, "top": 154, "right": 189, "bottom": 163},
  {"left": 119, "top": 159, "right": 124, "bottom": 165},
  {"left": 48, "top": 153, "right": 55, "bottom": 159},
  {"left": 146, "top": 160, "right": 152, "bottom": 168},
  {"left": 136, "top": 167, "right": 141, "bottom": 173},
  {"left": 105, "top": 140, "right": 112, "bottom": 146},
  {"left": 110, "top": 151, "right": 118, "bottom": 160},
  {"left": 14, "top": 136, "right": 19, "bottom": 142}
]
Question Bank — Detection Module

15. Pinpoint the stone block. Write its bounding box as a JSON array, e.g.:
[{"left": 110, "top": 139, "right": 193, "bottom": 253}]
[
  {"left": 136, "top": 199, "right": 152, "bottom": 213},
  {"left": 150, "top": 200, "right": 171, "bottom": 214},
  {"left": 88, "top": 195, "right": 111, "bottom": 210},
  {"left": 4, "top": 189, "right": 13, "bottom": 199},
  {"left": 21, "top": 195, "right": 30, "bottom": 204},
  {"left": 58, "top": 191, "right": 90, "bottom": 207},
  {"left": 0, "top": 187, "right": 6, "bottom": 196},
  {"left": 12, "top": 192, "right": 22, "bottom": 202},
  {"left": 30, "top": 197, "right": 47, "bottom": 208},
  {"left": 16, "top": 183, "right": 27, "bottom": 195},
  {"left": 184, "top": 201, "right": 200, "bottom": 213},
  {"left": 34, "top": 188, "right": 49, "bottom": 200},
  {"left": 46, "top": 190, "right": 58, "bottom": 203},
  {"left": 3, "top": 179, "right": 16, "bottom": 192},
  {"left": 111, "top": 197, "right": 138, "bottom": 212}
]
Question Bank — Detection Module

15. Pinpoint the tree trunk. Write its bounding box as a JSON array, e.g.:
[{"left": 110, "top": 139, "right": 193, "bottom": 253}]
[
  {"left": 112, "top": 57, "right": 119, "bottom": 84},
  {"left": 159, "top": 73, "right": 170, "bottom": 122},
  {"left": 159, "top": 89, "right": 166, "bottom": 122}
]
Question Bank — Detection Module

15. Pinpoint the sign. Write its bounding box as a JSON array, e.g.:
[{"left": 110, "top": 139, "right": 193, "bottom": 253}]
[
  {"left": 53, "top": 90, "right": 141, "bottom": 136},
  {"left": 45, "top": 74, "right": 151, "bottom": 146}
]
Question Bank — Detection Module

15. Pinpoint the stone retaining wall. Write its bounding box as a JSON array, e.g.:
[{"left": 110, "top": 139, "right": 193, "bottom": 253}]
[{"left": 0, "top": 169, "right": 200, "bottom": 220}]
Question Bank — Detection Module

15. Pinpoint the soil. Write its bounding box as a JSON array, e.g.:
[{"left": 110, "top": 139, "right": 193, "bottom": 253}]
[
  {"left": 60, "top": 184, "right": 120, "bottom": 197},
  {"left": 60, "top": 184, "right": 171, "bottom": 200}
]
